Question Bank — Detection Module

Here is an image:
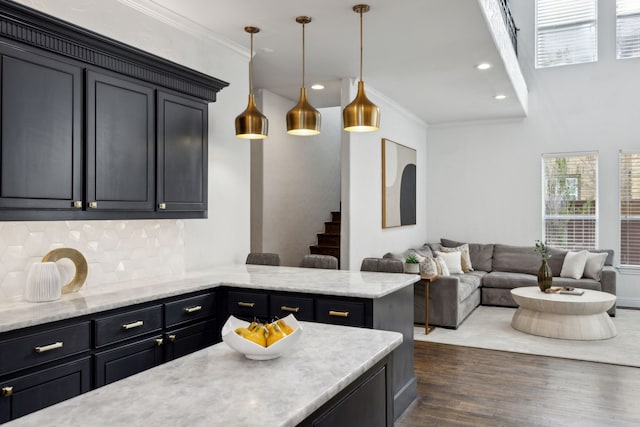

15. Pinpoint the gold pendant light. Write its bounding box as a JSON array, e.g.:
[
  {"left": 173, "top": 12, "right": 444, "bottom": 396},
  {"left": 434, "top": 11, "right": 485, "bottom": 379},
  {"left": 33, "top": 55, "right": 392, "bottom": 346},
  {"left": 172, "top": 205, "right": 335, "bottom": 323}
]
[
  {"left": 343, "top": 4, "right": 380, "bottom": 132},
  {"left": 286, "top": 16, "right": 321, "bottom": 136},
  {"left": 235, "top": 26, "right": 268, "bottom": 139}
]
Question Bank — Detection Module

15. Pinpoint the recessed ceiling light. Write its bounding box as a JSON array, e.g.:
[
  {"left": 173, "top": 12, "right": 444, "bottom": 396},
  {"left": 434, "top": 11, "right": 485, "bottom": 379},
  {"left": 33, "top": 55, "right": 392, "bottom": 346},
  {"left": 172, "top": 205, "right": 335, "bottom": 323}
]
[
  {"left": 494, "top": 94, "right": 507, "bottom": 100},
  {"left": 476, "top": 62, "right": 492, "bottom": 70},
  {"left": 311, "top": 84, "right": 325, "bottom": 90}
]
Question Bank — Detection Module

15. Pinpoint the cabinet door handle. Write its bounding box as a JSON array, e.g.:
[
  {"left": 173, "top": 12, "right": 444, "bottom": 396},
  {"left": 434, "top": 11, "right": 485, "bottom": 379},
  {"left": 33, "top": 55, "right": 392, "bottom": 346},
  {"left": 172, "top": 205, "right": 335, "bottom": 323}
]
[
  {"left": 35, "top": 342, "right": 63, "bottom": 353},
  {"left": 329, "top": 310, "right": 349, "bottom": 318},
  {"left": 88, "top": 201, "right": 98, "bottom": 209},
  {"left": 158, "top": 203, "right": 166, "bottom": 210},
  {"left": 1, "top": 387, "right": 12, "bottom": 397},
  {"left": 122, "top": 320, "right": 144, "bottom": 330},
  {"left": 184, "top": 305, "right": 202, "bottom": 313},
  {"left": 155, "top": 338, "right": 164, "bottom": 346},
  {"left": 237, "top": 302, "right": 255, "bottom": 308},
  {"left": 72, "top": 200, "right": 82, "bottom": 208},
  {"left": 168, "top": 334, "right": 176, "bottom": 342},
  {"left": 280, "top": 305, "right": 300, "bottom": 313}
]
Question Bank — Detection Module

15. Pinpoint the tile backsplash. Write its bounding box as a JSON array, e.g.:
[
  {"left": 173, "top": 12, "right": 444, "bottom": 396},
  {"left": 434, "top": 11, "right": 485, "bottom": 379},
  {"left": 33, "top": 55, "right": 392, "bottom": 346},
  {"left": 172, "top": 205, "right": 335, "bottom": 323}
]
[{"left": 0, "top": 220, "right": 185, "bottom": 301}]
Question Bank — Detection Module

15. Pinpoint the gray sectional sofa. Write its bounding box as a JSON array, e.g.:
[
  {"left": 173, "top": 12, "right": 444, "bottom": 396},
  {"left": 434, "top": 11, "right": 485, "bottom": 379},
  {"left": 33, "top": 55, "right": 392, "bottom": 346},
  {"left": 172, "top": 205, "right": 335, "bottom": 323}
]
[{"left": 409, "top": 239, "right": 617, "bottom": 329}]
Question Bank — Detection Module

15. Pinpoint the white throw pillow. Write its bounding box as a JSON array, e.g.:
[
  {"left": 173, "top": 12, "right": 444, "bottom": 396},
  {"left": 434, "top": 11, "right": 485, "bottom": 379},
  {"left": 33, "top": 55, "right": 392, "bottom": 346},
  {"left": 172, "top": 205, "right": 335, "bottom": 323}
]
[
  {"left": 440, "top": 244, "right": 474, "bottom": 272},
  {"left": 435, "top": 257, "right": 450, "bottom": 276},
  {"left": 583, "top": 252, "right": 608, "bottom": 280},
  {"left": 560, "top": 250, "right": 589, "bottom": 279},
  {"left": 435, "top": 251, "right": 463, "bottom": 274}
]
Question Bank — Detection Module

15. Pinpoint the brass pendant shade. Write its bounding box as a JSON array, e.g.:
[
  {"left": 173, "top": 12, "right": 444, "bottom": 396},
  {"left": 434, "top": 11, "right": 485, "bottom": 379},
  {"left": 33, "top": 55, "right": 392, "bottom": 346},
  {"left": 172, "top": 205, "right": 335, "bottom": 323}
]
[
  {"left": 235, "top": 26, "right": 268, "bottom": 139},
  {"left": 287, "top": 16, "right": 321, "bottom": 136},
  {"left": 343, "top": 4, "right": 379, "bottom": 132}
]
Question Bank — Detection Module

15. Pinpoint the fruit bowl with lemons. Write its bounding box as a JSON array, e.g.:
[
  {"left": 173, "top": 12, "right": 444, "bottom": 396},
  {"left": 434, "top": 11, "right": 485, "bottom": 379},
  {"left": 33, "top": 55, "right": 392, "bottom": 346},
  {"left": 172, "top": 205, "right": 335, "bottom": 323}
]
[{"left": 221, "top": 313, "right": 303, "bottom": 360}]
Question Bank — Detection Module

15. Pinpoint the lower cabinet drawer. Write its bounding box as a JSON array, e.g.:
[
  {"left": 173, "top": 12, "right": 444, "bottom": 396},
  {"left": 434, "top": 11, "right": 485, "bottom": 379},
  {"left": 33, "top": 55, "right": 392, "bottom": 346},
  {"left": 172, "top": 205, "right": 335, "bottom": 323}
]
[
  {"left": 270, "top": 294, "right": 314, "bottom": 321},
  {"left": 165, "top": 292, "right": 216, "bottom": 328},
  {"left": 0, "top": 357, "right": 91, "bottom": 423},
  {"left": 227, "top": 291, "right": 268, "bottom": 321},
  {"left": 165, "top": 319, "right": 217, "bottom": 361},
  {"left": 0, "top": 322, "right": 91, "bottom": 376},
  {"left": 315, "top": 299, "right": 365, "bottom": 327},
  {"left": 94, "top": 305, "right": 163, "bottom": 348},
  {"left": 94, "top": 335, "right": 164, "bottom": 387}
]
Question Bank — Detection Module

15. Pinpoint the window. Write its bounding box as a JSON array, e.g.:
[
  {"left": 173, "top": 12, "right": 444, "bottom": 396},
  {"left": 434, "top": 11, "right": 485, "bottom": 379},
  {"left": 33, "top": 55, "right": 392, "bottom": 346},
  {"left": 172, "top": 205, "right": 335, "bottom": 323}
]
[
  {"left": 542, "top": 153, "right": 598, "bottom": 250},
  {"left": 617, "top": 0, "right": 640, "bottom": 59},
  {"left": 536, "top": 0, "right": 598, "bottom": 68},
  {"left": 620, "top": 152, "right": 640, "bottom": 266}
]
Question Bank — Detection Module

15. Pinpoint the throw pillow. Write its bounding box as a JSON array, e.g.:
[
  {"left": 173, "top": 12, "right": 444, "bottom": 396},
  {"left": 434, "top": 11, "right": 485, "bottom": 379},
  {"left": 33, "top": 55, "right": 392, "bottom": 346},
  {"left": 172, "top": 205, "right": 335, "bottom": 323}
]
[
  {"left": 440, "top": 244, "right": 474, "bottom": 272},
  {"left": 420, "top": 257, "right": 438, "bottom": 276},
  {"left": 583, "top": 252, "right": 608, "bottom": 280},
  {"left": 435, "top": 251, "right": 463, "bottom": 274},
  {"left": 435, "top": 256, "right": 450, "bottom": 276},
  {"left": 560, "top": 250, "right": 589, "bottom": 279}
]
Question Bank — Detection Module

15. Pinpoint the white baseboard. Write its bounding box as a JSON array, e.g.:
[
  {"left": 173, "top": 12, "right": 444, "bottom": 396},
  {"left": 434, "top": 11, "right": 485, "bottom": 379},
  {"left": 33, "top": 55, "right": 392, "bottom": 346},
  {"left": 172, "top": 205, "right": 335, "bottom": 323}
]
[{"left": 617, "top": 297, "right": 640, "bottom": 309}]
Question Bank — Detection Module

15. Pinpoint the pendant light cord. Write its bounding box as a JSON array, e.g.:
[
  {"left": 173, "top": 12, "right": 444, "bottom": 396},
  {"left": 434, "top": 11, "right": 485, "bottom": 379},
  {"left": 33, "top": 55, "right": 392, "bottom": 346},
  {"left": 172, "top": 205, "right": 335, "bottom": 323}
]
[
  {"left": 302, "top": 22, "right": 306, "bottom": 88},
  {"left": 359, "top": 8, "right": 363, "bottom": 82},
  {"left": 249, "top": 32, "right": 254, "bottom": 94}
]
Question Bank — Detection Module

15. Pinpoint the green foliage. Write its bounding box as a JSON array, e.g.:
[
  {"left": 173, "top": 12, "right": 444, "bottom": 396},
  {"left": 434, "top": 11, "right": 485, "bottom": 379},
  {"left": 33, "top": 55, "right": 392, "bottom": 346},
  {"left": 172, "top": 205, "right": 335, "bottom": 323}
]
[
  {"left": 405, "top": 254, "right": 420, "bottom": 264},
  {"left": 534, "top": 240, "right": 552, "bottom": 261}
]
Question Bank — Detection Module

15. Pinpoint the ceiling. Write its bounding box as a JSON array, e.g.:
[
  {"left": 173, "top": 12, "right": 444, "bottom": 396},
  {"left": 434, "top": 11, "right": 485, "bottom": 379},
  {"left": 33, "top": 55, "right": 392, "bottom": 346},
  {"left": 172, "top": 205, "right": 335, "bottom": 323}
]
[{"left": 134, "top": 0, "right": 527, "bottom": 125}]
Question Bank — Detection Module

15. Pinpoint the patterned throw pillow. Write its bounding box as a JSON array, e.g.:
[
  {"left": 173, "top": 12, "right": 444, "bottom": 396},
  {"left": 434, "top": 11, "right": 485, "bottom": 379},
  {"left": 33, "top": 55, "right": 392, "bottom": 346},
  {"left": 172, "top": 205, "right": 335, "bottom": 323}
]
[
  {"left": 440, "top": 243, "right": 473, "bottom": 272},
  {"left": 420, "top": 257, "right": 438, "bottom": 276}
]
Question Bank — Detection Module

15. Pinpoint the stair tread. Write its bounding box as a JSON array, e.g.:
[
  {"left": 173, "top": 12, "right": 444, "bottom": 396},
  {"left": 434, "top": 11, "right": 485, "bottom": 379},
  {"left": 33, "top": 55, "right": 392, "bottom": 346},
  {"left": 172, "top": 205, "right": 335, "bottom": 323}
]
[{"left": 311, "top": 245, "right": 340, "bottom": 249}]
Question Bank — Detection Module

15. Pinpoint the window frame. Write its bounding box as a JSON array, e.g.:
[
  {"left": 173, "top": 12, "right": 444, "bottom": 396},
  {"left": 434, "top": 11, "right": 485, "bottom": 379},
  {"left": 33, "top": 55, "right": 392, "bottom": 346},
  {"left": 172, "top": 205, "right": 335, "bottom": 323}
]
[
  {"left": 541, "top": 152, "right": 599, "bottom": 251},
  {"left": 616, "top": 0, "right": 640, "bottom": 60},
  {"left": 619, "top": 151, "right": 640, "bottom": 270},
  {"left": 535, "top": 0, "right": 599, "bottom": 69}
]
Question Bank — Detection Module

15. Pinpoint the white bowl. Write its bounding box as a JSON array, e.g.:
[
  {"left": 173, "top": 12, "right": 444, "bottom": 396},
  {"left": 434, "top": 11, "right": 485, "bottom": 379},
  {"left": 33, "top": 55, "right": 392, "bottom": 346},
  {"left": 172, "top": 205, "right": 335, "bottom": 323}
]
[{"left": 221, "top": 314, "right": 303, "bottom": 360}]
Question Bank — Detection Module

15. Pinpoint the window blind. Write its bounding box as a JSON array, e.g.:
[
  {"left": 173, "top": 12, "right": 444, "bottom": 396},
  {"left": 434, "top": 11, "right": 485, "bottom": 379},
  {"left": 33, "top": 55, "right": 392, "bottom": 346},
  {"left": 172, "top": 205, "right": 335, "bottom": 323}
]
[
  {"left": 620, "top": 152, "right": 640, "bottom": 266},
  {"left": 542, "top": 153, "right": 598, "bottom": 250},
  {"left": 536, "top": 0, "right": 598, "bottom": 68},
  {"left": 617, "top": 0, "right": 640, "bottom": 59}
]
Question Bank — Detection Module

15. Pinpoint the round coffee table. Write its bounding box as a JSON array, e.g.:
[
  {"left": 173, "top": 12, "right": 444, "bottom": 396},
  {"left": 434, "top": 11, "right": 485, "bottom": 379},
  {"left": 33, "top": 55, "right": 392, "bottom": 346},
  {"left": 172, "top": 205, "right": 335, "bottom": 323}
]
[{"left": 510, "top": 287, "right": 616, "bottom": 340}]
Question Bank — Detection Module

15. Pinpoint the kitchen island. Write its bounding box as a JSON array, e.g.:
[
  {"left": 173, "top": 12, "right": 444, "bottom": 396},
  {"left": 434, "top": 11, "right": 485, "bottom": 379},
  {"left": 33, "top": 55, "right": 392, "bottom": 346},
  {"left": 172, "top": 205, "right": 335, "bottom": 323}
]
[
  {"left": 0, "top": 265, "right": 418, "bottom": 422},
  {"left": 6, "top": 322, "right": 402, "bottom": 427}
]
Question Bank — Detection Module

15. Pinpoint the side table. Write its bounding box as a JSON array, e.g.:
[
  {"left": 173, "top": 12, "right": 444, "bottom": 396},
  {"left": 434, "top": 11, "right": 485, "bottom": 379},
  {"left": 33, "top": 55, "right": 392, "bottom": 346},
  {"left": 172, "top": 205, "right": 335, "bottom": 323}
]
[{"left": 419, "top": 273, "right": 438, "bottom": 334}]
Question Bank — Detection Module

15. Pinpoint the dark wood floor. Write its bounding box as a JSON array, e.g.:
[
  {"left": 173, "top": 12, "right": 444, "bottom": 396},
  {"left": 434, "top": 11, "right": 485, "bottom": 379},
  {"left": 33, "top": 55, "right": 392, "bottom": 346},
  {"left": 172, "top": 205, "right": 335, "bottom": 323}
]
[{"left": 395, "top": 341, "right": 640, "bottom": 426}]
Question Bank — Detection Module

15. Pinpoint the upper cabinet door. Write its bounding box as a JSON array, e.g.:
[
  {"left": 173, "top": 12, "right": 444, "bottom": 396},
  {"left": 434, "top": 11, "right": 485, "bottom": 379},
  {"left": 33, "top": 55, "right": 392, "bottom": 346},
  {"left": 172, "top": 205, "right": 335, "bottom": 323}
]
[
  {"left": 0, "top": 49, "right": 82, "bottom": 210},
  {"left": 86, "top": 71, "right": 155, "bottom": 212},
  {"left": 156, "top": 92, "right": 208, "bottom": 213}
]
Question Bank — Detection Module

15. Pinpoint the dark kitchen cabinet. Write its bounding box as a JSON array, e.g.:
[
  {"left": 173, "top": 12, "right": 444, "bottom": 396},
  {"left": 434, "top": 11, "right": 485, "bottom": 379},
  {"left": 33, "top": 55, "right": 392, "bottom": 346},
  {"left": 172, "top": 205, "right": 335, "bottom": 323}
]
[
  {"left": 165, "top": 319, "right": 217, "bottom": 361},
  {"left": 157, "top": 91, "right": 208, "bottom": 213},
  {"left": 94, "top": 335, "right": 164, "bottom": 387},
  {"left": 0, "top": 47, "right": 83, "bottom": 211},
  {"left": 0, "top": 357, "right": 91, "bottom": 423},
  {"left": 86, "top": 71, "right": 155, "bottom": 212}
]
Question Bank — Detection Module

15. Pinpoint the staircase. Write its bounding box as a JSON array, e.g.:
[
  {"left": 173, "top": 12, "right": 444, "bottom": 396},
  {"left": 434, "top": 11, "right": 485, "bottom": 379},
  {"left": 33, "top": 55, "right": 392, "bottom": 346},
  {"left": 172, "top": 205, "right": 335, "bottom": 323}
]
[{"left": 310, "top": 211, "right": 341, "bottom": 263}]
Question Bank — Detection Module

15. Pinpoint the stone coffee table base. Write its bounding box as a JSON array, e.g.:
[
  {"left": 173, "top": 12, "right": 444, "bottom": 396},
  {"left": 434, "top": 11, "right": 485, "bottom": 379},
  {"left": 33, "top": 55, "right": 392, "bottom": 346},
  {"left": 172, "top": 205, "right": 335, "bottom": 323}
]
[{"left": 510, "top": 287, "right": 617, "bottom": 341}]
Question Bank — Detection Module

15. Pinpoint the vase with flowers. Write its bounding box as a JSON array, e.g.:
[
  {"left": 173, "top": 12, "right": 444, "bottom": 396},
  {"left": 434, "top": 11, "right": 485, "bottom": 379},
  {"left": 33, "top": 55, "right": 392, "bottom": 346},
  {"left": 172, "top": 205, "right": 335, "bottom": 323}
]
[{"left": 534, "top": 240, "right": 553, "bottom": 292}]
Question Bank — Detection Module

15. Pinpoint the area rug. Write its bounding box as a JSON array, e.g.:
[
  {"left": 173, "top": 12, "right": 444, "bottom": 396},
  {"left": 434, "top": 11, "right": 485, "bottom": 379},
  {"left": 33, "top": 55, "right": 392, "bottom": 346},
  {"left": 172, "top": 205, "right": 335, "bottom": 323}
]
[{"left": 413, "top": 306, "right": 640, "bottom": 367}]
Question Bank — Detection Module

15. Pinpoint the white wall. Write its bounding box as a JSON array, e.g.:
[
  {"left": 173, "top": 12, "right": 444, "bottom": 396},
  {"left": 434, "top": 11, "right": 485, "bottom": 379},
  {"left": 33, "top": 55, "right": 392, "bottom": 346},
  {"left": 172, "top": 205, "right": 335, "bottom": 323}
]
[
  {"left": 253, "top": 90, "right": 341, "bottom": 266},
  {"left": 342, "top": 79, "right": 429, "bottom": 270},
  {"left": 0, "top": 0, "right": 251, "bottom": 300},
  {"left": 426, "top": 0, "right": 640, "bottom": 307}
]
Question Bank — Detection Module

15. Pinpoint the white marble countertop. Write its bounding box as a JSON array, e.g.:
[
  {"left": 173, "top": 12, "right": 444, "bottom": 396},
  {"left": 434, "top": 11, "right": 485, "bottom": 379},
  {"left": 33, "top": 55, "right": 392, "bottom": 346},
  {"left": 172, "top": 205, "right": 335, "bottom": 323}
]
[
  {"left": 0, "top": 264, "right": 419, "bottom": 333},
  {"left": 6, "top": 322, "right": 403, "bottom": 427}
]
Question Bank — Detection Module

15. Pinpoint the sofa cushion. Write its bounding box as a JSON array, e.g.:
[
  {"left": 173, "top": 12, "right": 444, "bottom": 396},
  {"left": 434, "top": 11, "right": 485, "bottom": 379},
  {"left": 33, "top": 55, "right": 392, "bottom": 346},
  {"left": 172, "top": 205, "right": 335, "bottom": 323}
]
[
  {"left": 482, "top": 271, "right": 538, "bottom": 289},
  {"left": 560, "top": 250, "right": 589, "bottom": 279},
  {"left": 492, "top": 244, "right": 567, "bottom": 276},
  {"left": 456, "top": 271, "right": 485, "bottom": 302},
  {"left": 441, "top": 238, "right": 493, "bottom": 272},
  {"left": 551, "top": 277, "right": 602, "bottom": 291}
]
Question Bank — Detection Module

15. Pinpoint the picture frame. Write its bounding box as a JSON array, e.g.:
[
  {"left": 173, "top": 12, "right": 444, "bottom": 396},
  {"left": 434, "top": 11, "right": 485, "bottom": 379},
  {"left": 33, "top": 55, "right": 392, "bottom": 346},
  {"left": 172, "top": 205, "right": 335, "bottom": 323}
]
[{"left": 382, "top": 138, "right": 416, "bottom": 228}]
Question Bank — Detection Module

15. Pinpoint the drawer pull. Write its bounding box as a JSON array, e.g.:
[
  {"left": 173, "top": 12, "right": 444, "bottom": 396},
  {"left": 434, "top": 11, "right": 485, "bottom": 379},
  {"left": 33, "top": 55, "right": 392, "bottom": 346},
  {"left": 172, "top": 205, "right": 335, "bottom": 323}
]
[
  {"left": 329, "top": 310, "right": 350, "bottom": 318},
  {"left": 72, "top": 200, "right": 82, "bottom": 208},
  {"left": 155, "top": 338, "right": 164, "bottom": 346},
  {"left": 122, "top": 320, "right": 144, "bottom": 330},
  {"left": 158, "top": 203, "right": 166, "bottom": 210},
  {"left": 2, "top": 387, "right": 13, "bottom": 397},
  {"left": 88, "top": 201, "right": 98, "bottom": 209},
  {"left": 280, "top": 305, "right": 300, "bottom": 313},
  {"left": 168, "top": 334, "right": 176, "bottom": 342},
  {"left": 237, "top": 302, "right": 255, "bottom": 308},
  {"left": 184, "top": 305, "right": 202, "bottom": 313},
  {"left": 34, "top": 342, "right": 63, "bottom": 353}
]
